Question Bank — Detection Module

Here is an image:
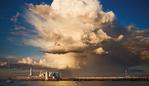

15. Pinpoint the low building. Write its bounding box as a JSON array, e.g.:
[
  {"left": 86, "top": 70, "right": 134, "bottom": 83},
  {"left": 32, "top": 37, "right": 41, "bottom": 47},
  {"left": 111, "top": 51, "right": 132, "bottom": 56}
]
[{"left": 49, "top": 72, "right": 61, "bottom": 80}]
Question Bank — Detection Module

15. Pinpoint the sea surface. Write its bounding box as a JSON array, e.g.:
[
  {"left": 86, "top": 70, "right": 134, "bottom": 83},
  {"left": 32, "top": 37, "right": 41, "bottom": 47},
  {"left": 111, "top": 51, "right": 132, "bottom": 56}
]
[{"left": 0, "top": 80, "right": 149, "bottom": 86}]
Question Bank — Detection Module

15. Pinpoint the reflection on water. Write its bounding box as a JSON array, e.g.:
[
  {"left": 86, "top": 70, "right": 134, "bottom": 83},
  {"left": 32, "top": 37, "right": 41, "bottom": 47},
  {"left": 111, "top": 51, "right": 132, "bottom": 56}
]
[
  {"left": 0, "top": 81, "right": 149, "bottom": 86},
  {"left": 15, "top": 81, "right": 104, "bottom": 86},
  {"left": 32, "top": 81, "right": 80, "bottom": 86}
]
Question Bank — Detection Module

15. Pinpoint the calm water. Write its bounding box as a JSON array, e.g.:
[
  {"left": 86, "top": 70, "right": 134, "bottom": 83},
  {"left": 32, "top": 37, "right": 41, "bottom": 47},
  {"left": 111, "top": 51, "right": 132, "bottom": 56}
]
[{"left": 0, "top": 80, "right": 149, "bottom": 86}]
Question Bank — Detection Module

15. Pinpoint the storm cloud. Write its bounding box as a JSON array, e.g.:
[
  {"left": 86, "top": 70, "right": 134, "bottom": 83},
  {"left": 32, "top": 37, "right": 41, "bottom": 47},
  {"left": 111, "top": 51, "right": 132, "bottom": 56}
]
[{"left": 14, "top": 0, "right": 149, "bottom": 75}]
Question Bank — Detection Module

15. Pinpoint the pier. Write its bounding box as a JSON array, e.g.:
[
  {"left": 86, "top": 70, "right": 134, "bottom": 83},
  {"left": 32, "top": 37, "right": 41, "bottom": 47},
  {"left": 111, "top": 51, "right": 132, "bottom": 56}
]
[
  {"left": 7, "top": 68, "right": 149, "bottom": 81},
  {"left": 14, "top": 76, "right": 149, "bottom": 81}
]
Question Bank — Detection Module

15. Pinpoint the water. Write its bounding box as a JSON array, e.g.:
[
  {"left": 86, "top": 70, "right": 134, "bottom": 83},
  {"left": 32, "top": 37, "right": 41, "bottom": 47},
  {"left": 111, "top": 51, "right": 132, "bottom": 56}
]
[{"left": 0, "top": 80, "right": 149, "bottom": 86}]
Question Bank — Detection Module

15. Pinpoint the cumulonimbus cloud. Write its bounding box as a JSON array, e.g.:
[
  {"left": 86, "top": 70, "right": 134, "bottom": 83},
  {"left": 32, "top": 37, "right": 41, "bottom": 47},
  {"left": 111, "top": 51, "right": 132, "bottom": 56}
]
[{"left": 15, "top": 0, "right": 149, "bottom": 70}]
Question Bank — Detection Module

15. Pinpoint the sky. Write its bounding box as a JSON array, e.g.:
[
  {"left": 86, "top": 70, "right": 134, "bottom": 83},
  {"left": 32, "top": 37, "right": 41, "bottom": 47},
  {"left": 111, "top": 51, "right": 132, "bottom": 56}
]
[
  {"left": 0, "top": 0, "right": 149, "bottom": 58},
  {"left": 0, "top": 0, "right": 149, "bottom": 78}
]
